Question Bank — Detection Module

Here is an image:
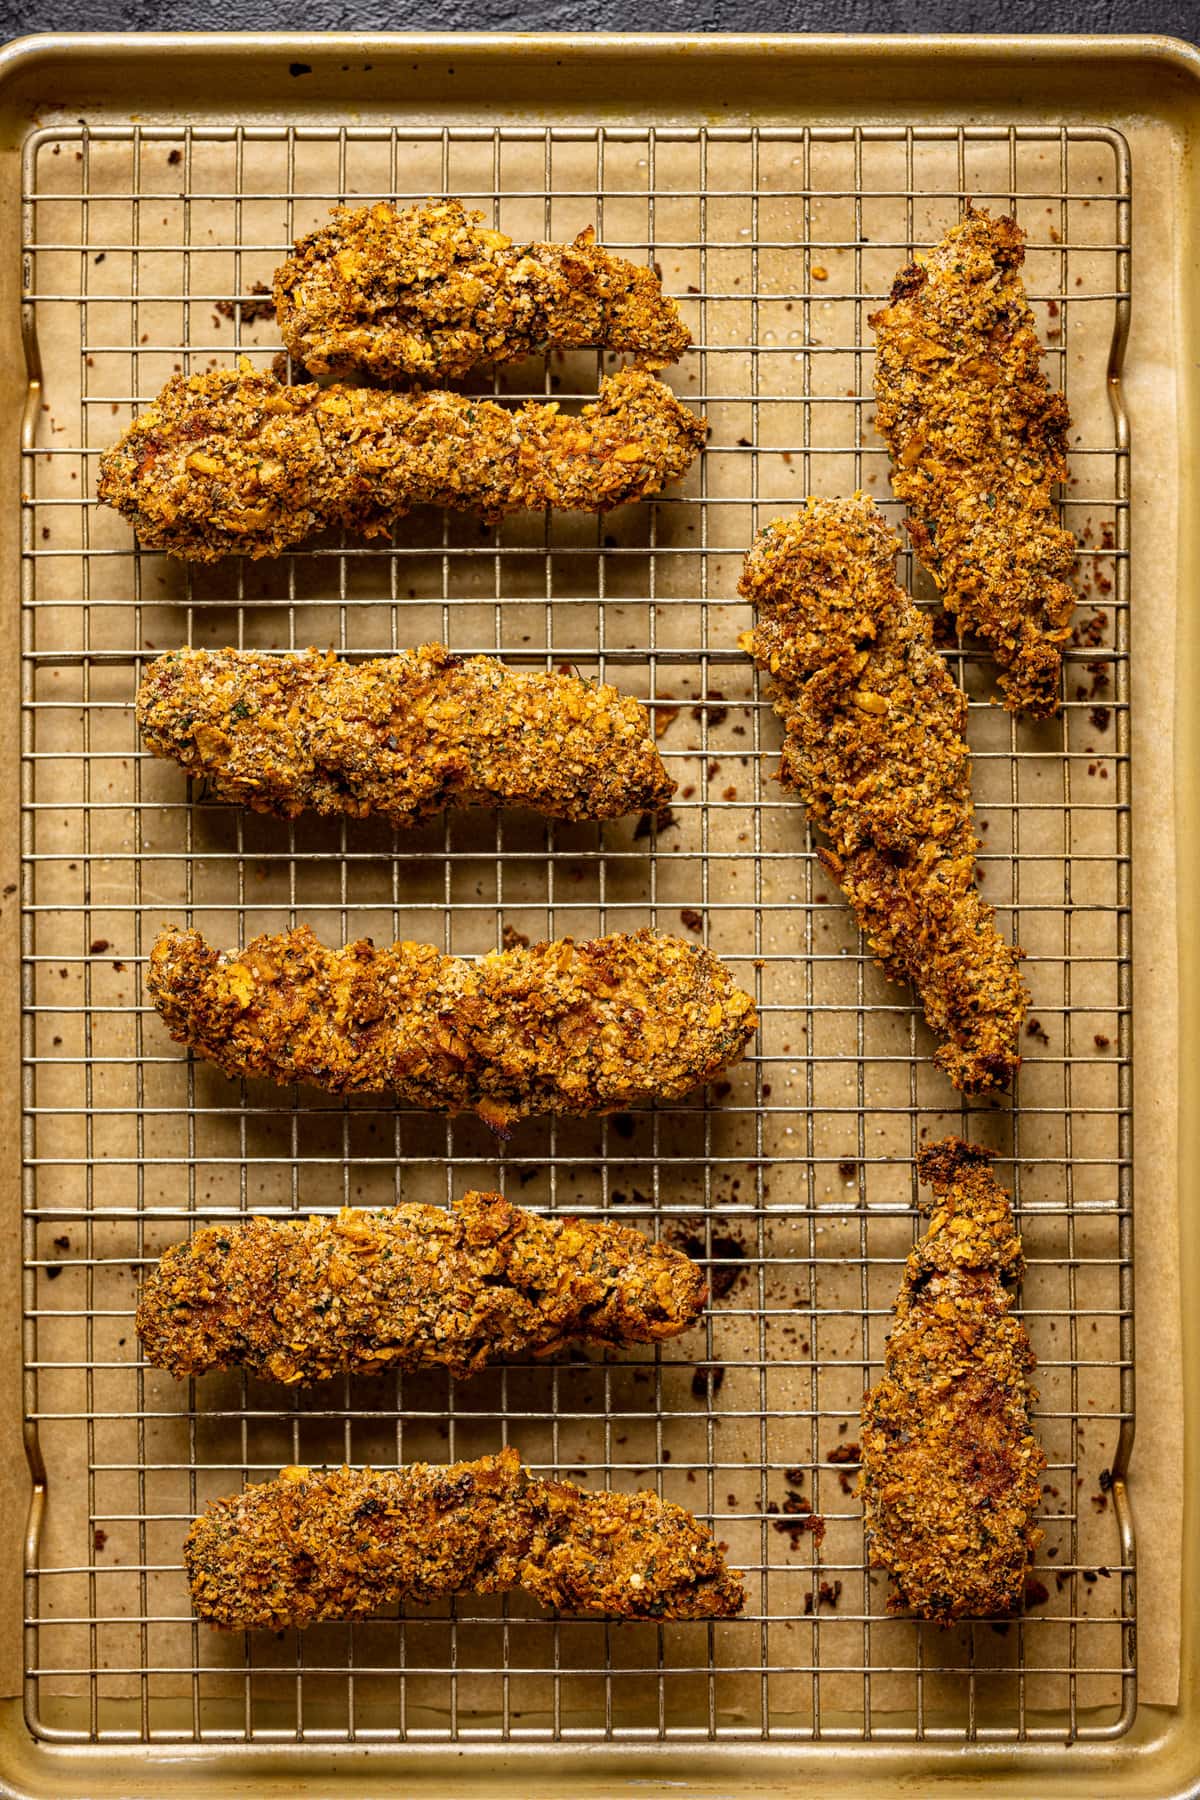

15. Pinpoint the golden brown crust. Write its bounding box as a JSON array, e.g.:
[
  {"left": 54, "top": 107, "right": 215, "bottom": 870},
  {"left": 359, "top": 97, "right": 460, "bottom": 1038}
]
[
  {"left": 147, "top": 924, "right": 757, "bottom": 1136},
  {"left": 96, "top": 361, "right": 705, "bottom": 563},
  {"left": 137, "top": 1190, "right": 707, "bottom": 1383},
  {"left": 738, "top": 496, "right": 1027, "bottom": 1094},
  {"left": 185, "top": 1447, "right": 745, "bottom": 1629},
  {"left": 136, "top": 643, "right": 674, "bottom": 827},
  {"left": 858, "top": 1138, "right": 1046, "bottom": 1624},
  {"left": 870, "top": 208, "right": 1076, "bottom": 716},
  {"left": 273, "top": 198, "right": 691, "bottom": 382}
]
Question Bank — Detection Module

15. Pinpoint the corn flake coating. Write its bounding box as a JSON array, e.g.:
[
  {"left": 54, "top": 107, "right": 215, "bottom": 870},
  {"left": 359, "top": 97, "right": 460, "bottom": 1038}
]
[
  {"left": 148, "top": 924, "right": 757, "bottom": 1136},
  {"left": 739, "top": 496, "right": 1027, "bottom": 1094},
  {"left": 97, "top": 360, "right": 704, "bottom": 563},
  {"left": 137, "top": 1190, "right": 707, "bottom": 1384},
  {"left": 870, "top": 208, "right": 1076, "bottom": 717},
  {"left": 859, "top": 1138, "right": 1046, "bottom": 1624},
  {"left": 186, "top": 1446, "right": 745, "bottom": 1630},
  {"left": 137, "top": 642, "right": 674, "bottom": 828},
  {"left": 273, "top": 198, "right": 691, "bottom": 383}
]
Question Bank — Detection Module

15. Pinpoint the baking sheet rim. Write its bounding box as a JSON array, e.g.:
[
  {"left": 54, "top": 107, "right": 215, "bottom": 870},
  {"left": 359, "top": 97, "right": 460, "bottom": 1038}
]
[{"left": 0, "top": 27, "right": 1193, "bottom": 1798}]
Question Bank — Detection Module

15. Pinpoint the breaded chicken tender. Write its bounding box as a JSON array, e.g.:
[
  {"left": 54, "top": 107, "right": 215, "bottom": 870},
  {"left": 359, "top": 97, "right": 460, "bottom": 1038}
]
[
  {"left": 97, "top": 361, "right": 704, "bottom": 562},
  {"left": 137, "top": 1190, "right": 707, "bottom": 1384},
  {"left": 137, "top": 643, "right": 674, "bottom": 827},
  {"left": 186, "top": 1446, "right": 745, "bottom": 1630},
  {"left": 870, "top": 208, "right": 1076, "bottom": 716},
  {"left": 738, "top": 496, "right": 1027, "bottom": 1093},
  {"left": 147, "top": 924, "right": 757, "bottom": 1136},
  {"left": 273, "top": 198, "right": 691, "bottom": 382},
  {"left": 859, "top": 1138, "right": 1045, "bottom": 1623}
]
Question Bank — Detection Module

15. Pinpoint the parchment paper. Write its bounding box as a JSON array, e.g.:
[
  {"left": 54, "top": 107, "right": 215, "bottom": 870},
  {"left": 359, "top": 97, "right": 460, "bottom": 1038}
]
[
  {"left": 6, "top": 98, "right": 1184, "bottom": 1742},
  {"left": 1122, "top": 115, "right": 1184, "bottom": 1713}
]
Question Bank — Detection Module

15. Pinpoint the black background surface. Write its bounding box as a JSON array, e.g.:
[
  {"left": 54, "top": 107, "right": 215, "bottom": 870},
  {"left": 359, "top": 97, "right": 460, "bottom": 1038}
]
[{"left": 1, "top": 4, "right": 1196, "bottom": 50}]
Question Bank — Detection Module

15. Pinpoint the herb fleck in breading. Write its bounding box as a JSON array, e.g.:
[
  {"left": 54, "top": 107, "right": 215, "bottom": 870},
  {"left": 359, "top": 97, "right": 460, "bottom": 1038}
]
[
  {"left": 138, "top": 1191, "right": 707, "bottom": 1384},
  {"left": 137, "top": 643, "right": 674, "bottom": 828},
  {"left": 273, "top": 197, "right": 690, "bottom": 383},
  {"left": 186, "top": 1447, "right": 745, "bottom": 1629},
  {"left": 870, "top": 208, "right": 1076, "bottom": 716},
  {"left": 739, "top": 496, "right": 1027, "bottom": 1094},
  {"left": 97, "top": 360, "right": 704, "bottom": 563},
  {"left": 147, "top": 924, "right": 757, "bottom": 1136},
  {"left": 859, "top": 1138, "right": 1045, "bottom": 1624}
]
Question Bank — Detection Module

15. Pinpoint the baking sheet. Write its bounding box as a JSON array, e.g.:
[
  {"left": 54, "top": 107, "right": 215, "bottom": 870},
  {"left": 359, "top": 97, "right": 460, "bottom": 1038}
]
[{"left": 6, "top": 61, "right": 1171, "bottom": 1767}]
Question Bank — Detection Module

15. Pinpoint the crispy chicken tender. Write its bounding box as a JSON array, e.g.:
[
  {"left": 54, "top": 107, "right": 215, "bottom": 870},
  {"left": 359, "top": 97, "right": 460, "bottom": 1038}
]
[
  {"left": 96, "top": 361, "right": 704, "bottom": 563},
  {"left": 858, "top": 1138, "right": 1045, "bottom": 1624},
  {"left": 147, "top": 924, "right": 757, "bottom": 1136},
  {"left": 137, "top": 643, "right": 674, "bottom": 827},
  {"left": 870, "top": 207, "right": 1076, "bottom": 717},
  {"left": 738, "top": 496, "right": 1027, "bottom": 1094},
  {"left": 137, "top": 1190, "right": 707, "bottom": 1384},
  {"left": 273, "top": 198, "right": 691, "bottom": 382},
  {"left": 186, "top": 1446, "right": 745, "bottom": 1630}
]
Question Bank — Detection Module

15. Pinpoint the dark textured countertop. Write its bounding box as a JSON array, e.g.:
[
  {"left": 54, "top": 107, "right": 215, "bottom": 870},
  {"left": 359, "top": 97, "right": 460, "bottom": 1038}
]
[{"left": 1, "top": 7, "right": 1196, "bottom": 45}]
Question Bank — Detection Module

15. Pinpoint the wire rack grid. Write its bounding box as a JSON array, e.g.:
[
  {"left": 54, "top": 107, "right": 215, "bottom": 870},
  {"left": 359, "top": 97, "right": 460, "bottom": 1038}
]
[{"left": 18, "top": 117, "right": 1133, "bottom": 1750}]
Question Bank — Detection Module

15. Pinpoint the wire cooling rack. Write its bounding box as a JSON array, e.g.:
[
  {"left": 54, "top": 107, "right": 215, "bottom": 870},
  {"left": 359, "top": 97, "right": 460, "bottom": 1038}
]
[{"left": 18, "top": 119, "right": 1132, "bottom": 1747}]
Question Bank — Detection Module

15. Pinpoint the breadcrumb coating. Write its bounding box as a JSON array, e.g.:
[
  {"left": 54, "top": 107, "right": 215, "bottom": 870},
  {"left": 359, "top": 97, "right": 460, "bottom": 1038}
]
[
  {"left": 738, "top": 496, "right": 1028, "bottom": 1094},
  {"left": 870, "top": 207, "right": 1076, "bottom": 716},
  {"left": 859, "top": 1138, "right": 1045, "bottom": 1623},
  {"left": 273, "top": 198, "right": 691, "bottom": 382},
  {"left": 97, "top": 360, "right": 704, "bottom": 562},
  {"left": 137, "top": 1190, "right": 707, "bottom": 1384},
  {"left": 147, "top": 924, "right": 757, "bottom": 1136},
  {"left": 186, "top": 1447, "right": 746, "bottom": 1630},
  {"left": 137, "top": 643, "right": 674, "bottom": 828}
]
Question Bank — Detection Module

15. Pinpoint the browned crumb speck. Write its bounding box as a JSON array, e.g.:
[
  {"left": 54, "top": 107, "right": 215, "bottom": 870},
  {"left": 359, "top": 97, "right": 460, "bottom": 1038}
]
[
  {"left": 147, "top": 924, "right": 757, "bottom": 1136},
  {"left": 859, "top": 1138, "right": 1046, "bottom": 1624},
  {"left": 870, "top": 207, "right": 1076, "bottom": 716},
  {"left": 273, "top": 197, "right": 691, "bottom": 383},
  {"left": 137, "top": 643, "right": 674, "bottom": 827},
  {"left": 96, "top": 360, "right": 705, "bottom": 562},
  {"left": 738, "top": 496, "right": 1028, "bottom": 1094},
  {"left": 185, "top": 1446, "right": 745, "bottom": 1629},
  {"left": 137, "top": 1190, "right": 707, "bottom": 1384}
]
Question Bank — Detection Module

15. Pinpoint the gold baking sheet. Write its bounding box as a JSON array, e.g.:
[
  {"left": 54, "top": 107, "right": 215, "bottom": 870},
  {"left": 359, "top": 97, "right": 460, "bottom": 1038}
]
[{"left": 0, "top": 30, "right": 1195, "bottom": 1800}]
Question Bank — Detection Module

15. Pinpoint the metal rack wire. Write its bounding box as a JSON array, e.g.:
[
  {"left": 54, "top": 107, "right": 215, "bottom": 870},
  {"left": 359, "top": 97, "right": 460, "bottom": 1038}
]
[{"left": 19, "top": 118, "right": 1133, "bottom": 1747}]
